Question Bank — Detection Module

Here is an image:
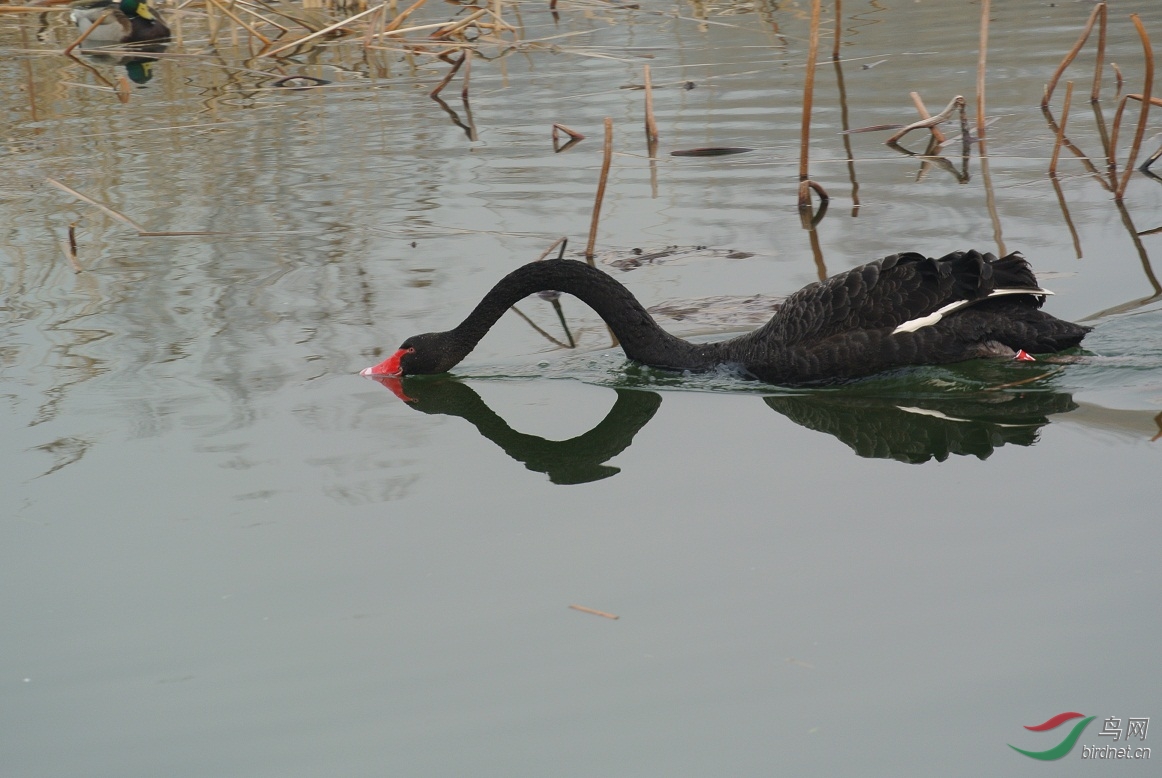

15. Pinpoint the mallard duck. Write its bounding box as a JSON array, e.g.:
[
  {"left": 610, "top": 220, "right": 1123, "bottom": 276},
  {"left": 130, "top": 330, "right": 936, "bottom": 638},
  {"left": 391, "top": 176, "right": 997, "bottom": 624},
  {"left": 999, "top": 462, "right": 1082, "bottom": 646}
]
[{"left": 70, "top": 0, "right": 170, "bottom": 45}]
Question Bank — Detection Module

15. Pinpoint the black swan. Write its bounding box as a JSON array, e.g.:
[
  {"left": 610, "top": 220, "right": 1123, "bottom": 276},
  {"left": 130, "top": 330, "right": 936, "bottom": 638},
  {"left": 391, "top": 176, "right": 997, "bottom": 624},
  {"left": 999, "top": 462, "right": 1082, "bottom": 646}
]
[{"left": 361, "top": 250, "right": 1089, "bottom": 386}]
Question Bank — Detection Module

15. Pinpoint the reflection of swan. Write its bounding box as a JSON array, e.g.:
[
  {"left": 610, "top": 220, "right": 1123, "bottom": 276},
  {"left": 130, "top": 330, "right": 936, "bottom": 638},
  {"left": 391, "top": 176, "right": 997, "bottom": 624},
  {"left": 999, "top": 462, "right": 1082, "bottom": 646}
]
[
  {"left": 763, "top": 391, "right": 1079, "bottom": 463},
  {"left": 367, "top": 375, "right": 1095, "bottom": 476},
  {"left": 363, "top": 252, "right": 1089, "bottom": 385},
  {"left": 375, "top": 378, "right": 661, "bottom": 484}
]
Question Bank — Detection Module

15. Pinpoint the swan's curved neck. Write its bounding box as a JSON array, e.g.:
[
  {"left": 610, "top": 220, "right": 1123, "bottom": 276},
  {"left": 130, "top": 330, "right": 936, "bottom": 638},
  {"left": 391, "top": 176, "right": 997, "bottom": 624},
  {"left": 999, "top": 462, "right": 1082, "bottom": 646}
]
[{"left": 451, "top": 260, "right": 735, "bottom": 371}]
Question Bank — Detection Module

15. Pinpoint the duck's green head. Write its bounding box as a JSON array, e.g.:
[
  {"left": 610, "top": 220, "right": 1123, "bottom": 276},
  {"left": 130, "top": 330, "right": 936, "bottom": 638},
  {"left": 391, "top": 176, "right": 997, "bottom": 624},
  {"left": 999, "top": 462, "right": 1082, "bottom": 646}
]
[{"left": 119, "top": 0, "right": 156, "bottom": 21}]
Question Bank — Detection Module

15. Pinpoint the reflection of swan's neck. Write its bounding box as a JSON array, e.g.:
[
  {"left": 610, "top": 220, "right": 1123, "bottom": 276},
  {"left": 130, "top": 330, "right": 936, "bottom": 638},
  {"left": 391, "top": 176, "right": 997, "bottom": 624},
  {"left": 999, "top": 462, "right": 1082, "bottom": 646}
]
[{"left": 452, "top": 260, "right": 747, "bottom": 371}]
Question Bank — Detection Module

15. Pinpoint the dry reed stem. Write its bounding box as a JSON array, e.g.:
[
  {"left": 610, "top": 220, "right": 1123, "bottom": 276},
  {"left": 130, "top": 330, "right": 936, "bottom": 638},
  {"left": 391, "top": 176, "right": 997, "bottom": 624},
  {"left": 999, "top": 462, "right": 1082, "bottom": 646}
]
[
  {"left": 429, "top": 8, "right": 489, "bottom": 40},
  {"left": 1043, "top": 2, "right": 1104, "bottom": 109},
  {"left": 262, "top": 3, "right": 388, "bottom": 58},
  {"left": 832, "top": 0, "right": 841, "bottom": 61},
  {"left": 47, "top": 178, "right": 224, "bottom": 237},
  {"left": 1115, "top": 14, "right": 1153, "bottom": 201},
  {"left": 552, "top": 123, "right": 585, "bottom": 141},
  {"left": 643, "top": 64, "right": 658, "bottom": 150},
  {"left": 62, "top": 8, "right": 112, "bottom": 55},
  {"left": 383, "top": 0, "right": 430, "bottom": 32},
  {"left": 586, "top": 118, "right": 613, "bottom": 265},
  {"left": 884, "top": 96, "right": 963, "bottom": 144},
  {"left": 569, "top": 605, "right": 619, "bottom": 620},
  {"left": 460, "top": 47, "right": 472, "bottom": 100},
  {"left": 909, "top": 92, "right": 946, "bottom": 145},
  {"left": 429, "top": 52, "right": 465, "bottom": 97},
  {"left": 509, "top": 305, "right": 571, "bottom": 348},
  {"left": 1049, "top": 80, "right": 1074, "bottom": 175},
  {"left": 534, "top": 237, "right": 568, "bottom": 262},
  {"left": 0, "top": 5, "right": 75, "bottom": 11},
  {"left": 233, "top": 1, "right": 292, "bottom": 34},
  {"left": 207, "top": 0, "right": 273, "bottom": 46},
  {"left": 976, "top": 0, "right": 989, "bottom": 139},
  {"left": 47, "top": 177, "right": 147, "bottom": 233},
  {"left": 797, "top": 0, "right": 822, "bottom": 210},
  {"left": 1091, "top": 2, "right": 1107, "bottom": 102}
]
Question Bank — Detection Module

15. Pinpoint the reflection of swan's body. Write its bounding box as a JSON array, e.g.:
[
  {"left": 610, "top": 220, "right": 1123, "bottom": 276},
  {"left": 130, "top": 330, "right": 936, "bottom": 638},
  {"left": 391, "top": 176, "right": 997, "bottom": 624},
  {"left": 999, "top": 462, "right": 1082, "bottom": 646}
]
[
  {"left": 362, "top": 252, "right": 1089, "bottom": 385},
  {"left": 369, "top": 375, "right": 1085, "bottom": 475},
  {"left": 764, "top": 391, "right": 1077, "bottom": 464},
  {"left": 380, "top": 378, "right": 661, "bottom": 484}
]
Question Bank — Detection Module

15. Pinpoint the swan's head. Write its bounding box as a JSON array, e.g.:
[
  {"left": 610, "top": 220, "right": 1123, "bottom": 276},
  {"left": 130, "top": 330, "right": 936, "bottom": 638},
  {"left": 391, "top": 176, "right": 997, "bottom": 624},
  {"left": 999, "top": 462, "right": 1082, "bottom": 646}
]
[{"left": 360, "top": 332, "right": 463, "bottom": 377}]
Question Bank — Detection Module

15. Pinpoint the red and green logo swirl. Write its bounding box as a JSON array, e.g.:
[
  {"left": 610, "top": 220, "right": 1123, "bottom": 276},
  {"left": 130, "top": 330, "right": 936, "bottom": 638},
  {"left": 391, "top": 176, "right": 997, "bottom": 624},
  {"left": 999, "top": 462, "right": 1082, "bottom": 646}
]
[{"left": 1009, "top": 712, "right": 1096, "bottom": 760}]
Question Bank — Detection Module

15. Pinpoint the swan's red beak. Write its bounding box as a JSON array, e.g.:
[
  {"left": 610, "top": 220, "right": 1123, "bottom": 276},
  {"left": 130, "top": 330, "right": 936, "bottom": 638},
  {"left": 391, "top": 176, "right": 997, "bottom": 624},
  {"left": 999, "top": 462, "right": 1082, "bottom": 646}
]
[{"left": 360, "top": 347, "right": 411, "bottom": 377}]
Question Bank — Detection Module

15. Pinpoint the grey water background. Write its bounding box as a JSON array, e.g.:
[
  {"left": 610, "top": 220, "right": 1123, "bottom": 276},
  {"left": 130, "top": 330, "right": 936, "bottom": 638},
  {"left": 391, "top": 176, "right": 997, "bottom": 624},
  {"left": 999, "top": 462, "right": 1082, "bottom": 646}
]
[{"left": 2, "top": 2, "right": 1160, "bottom": 775}]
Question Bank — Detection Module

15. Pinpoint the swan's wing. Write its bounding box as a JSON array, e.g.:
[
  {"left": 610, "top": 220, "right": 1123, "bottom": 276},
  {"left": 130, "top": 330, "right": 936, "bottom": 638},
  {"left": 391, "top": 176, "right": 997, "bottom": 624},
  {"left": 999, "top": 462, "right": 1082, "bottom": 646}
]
[{"left": 771, "top": 250, "right": 1048, "bottom": 347}]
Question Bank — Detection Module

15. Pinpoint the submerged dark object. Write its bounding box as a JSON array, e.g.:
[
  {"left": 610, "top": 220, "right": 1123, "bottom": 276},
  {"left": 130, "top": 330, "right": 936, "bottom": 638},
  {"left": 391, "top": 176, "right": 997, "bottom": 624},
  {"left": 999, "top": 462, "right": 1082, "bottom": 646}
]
[
  {"left": 670, "top": 147, "right": 754, "bottom": 157},
  {"left": 362, "top": 251, "right": 1090, "bottom": 387},
  {"left": 70, "top": 0, "right": 170, "bottom": 45}
]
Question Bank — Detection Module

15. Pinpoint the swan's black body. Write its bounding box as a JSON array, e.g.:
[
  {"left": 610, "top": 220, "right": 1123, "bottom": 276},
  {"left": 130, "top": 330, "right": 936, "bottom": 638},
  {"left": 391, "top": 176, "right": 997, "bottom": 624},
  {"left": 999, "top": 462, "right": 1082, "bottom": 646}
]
[{"left": 365, "top": 251, "right": 1089, "bottom": 386}]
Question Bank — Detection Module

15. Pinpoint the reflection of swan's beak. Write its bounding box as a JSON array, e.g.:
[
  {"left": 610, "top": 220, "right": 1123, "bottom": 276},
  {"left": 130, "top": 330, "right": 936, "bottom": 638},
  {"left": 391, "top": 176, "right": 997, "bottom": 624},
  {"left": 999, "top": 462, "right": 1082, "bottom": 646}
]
[{"left": 367, "top": 376, "right": 416, "bottom": 403}]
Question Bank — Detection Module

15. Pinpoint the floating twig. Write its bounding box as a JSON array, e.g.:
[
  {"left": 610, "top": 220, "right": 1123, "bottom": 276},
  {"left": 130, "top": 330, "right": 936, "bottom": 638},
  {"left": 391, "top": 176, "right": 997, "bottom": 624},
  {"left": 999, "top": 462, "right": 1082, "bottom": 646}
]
[{"left": 569, "top": 604, "right": 619, "bottom": 620}]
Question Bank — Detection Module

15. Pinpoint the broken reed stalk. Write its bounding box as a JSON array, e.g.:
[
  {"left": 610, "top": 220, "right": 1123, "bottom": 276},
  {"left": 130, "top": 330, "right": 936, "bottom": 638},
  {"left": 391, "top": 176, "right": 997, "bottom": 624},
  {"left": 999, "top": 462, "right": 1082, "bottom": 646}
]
[
  {"left": 643, "top": 64, "right": 659, "bottom": 152},
  {"left": 534, "top": 236, "right": 568, "bottom": 262},
  {"left": 384, "top": 0, "right": 430, "bottom": 33},
  {"left": 1091, "top": 3, "right": 1107, "bottom": 102},
  {"left": 884, "top": 96, "right": 964, "bottom": 144},
  {"left": 552, "top": 123, "right": 585, "bottom": 141},
  {"left": 586, "top": 118, "right": 614, "bottom": 265},
  {"left": 976, "top": 0, "right": 989, "bottom": 139},
  {"left": 1115, "top": 14, "right": 1153, "bottom": 201},
  {"left": 1043, "top": 2, "right": 1105, "bottom": 108},
  {"left": 797, "top": 0, "right": 823, "bottom": 210},
  {"left": 460, "top": 48, "right": 472, "bottom": 100},
  {"left": 909, "top": 92, "right": 946, "bottom": 145},
  {"left": 1049, "top": 80, "right": 1074, "bottom": 175},
  {"left": 429, "top": 52, "right": 466, "bottom": 98}
]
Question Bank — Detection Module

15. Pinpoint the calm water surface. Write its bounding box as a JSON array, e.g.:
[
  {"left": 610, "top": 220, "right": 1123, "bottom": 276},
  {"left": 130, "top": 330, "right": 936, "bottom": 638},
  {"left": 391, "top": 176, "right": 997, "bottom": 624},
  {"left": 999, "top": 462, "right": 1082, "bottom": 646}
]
[{"left": 2, "top": 2, "right": 1161, "bottom": 775}]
